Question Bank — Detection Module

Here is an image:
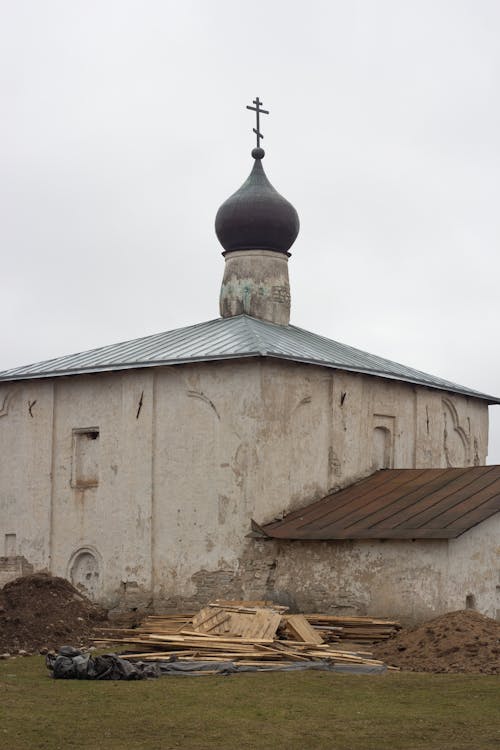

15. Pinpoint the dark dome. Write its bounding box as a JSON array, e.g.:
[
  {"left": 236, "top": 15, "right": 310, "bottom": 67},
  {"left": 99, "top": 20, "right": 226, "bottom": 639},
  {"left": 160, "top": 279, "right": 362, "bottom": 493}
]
[{"left": 215, "top": 149, "right": 299, "bottom": 255}]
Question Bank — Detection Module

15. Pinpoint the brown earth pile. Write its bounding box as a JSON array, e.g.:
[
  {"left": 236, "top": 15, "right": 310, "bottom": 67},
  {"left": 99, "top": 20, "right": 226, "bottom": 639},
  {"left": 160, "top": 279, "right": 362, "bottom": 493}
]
[
  {"left": 372, "top": 609, "right": 500, "bottom": 673},
  {"left": 0, "top": 573, "right": 107, "bottom": 654}
]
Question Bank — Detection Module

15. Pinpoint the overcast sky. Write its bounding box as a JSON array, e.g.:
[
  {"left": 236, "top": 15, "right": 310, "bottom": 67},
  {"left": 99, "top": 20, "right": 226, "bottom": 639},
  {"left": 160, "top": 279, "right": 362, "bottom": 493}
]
[{"left": 1, "top": 0, "right": 499, "bottom": 460}]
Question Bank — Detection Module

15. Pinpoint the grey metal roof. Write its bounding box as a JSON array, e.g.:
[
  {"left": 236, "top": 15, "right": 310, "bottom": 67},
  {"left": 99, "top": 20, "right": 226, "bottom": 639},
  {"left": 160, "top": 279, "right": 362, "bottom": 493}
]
[{"left": 0, "top": 315, "right": 498, "bottom": 403}]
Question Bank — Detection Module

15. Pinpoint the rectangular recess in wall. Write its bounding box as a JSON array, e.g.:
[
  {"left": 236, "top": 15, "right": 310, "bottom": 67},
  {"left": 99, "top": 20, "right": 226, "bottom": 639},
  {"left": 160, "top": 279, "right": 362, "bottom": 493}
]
[{"left": 71, "top": 427, "right": 100, "bottom": 489}]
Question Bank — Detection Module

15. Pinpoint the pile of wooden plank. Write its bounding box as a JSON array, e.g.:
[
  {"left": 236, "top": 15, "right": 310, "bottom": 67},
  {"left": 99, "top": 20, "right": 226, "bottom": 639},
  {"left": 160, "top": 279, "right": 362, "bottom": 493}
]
[
  {"left": 305, "top": 614, "right": 401, "bottom": 643},
  {"left": 94, "top": 601, "right": 399, "bottom": 670}
]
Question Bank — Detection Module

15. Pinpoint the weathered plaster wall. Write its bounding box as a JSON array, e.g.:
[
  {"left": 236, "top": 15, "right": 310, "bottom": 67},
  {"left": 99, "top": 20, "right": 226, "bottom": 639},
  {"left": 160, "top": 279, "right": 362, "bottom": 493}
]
[
  {"left": 447, "top": 512, "right": 500, "bottom": 620},
  {"left": 220, "top": 250, "right": 291, "bottom": 324},
  {"left": 0, "top": 556, "right": 33, "bottom": 588},
  {"left": 49, "top": 370, "right": 155, "bottom": 608},
  {"left": 415, "top": 389, "right": 488, "bottom": 468},
  {"left": 0, "top": 359, "right": 493, "bottom": 621},
  {"left": 0, "top": 382, "right": 53, "bottom": 569},
  {"left": 236, "top": 513, "right": 500, "bottom": 624}
]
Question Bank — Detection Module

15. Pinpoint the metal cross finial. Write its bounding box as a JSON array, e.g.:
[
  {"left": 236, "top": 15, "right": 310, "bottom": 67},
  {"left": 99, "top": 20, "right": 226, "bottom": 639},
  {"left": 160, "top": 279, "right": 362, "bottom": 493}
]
[{"left": 246, "top": 97, "right": 269, "bottom": 148}]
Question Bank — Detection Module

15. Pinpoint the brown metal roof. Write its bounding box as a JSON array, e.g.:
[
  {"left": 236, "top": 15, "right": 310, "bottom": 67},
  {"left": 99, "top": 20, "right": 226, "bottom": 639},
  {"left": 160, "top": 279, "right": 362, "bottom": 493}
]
[{"left": 256, "top": 466, "right": 500, "bottom": 540}]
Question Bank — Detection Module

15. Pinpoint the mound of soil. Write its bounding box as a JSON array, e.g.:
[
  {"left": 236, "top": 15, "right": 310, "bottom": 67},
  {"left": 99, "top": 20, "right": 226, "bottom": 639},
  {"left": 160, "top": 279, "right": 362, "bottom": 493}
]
[
  {"left": 372, "top": 610, "right": 500, "bottom": 673},
  {"left": 0, "top": 573, "right": 107, "bottom": 655}
]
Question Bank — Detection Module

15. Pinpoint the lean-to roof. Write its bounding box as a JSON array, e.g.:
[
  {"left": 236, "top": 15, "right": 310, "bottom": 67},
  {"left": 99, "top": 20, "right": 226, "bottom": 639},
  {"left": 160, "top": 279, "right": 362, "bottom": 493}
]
[{"left": 255, "top": 466, "right": 500, "bottom": 540}]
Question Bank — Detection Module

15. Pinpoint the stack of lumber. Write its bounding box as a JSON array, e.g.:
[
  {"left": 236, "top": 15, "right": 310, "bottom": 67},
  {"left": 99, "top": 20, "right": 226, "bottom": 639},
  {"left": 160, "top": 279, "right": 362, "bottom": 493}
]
[
  {"left": 95, "top": 601, "right": 398, "bottom": 670},
  {"left": 305, "top": 614, "right": 402, "bottom": 643},
  {"left": 190, "top": 603, "right": 284, "bottom": 640},
  {"left": 132, "top": 614, "right": 193, "bottom": 635}
]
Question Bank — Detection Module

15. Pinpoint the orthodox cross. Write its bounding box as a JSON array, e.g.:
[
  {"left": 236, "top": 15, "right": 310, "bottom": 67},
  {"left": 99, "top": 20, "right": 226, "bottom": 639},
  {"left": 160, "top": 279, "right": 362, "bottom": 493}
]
[{"left": 246, "top": 97, "right": 269, "bottom": 148}]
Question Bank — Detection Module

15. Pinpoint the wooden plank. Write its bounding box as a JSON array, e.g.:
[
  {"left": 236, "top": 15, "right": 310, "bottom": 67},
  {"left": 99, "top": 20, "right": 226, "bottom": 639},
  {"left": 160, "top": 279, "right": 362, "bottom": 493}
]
[
  {"left": 210, "top": 599, "right": 289, "bottom": 613},
  {"left": 147, "top": 633, "right": 272, "bottom": 644},
  {"left": 191, "top": 607, "right": 231, "bottom": 633},
  {"left": 208, "top": 604, "right": 259, "bottom": 614},
  {"left": 220, "top": 610, "right": 281, "bottom": 640},
  {"left": 284, "top": 615, "right": 324, "bottom": 644},
  {"left": 212, "top": 599, "right": 274, "bottom": 607},
  {"left": 125, "top": 650, "right": 196, "bottom": 659}
]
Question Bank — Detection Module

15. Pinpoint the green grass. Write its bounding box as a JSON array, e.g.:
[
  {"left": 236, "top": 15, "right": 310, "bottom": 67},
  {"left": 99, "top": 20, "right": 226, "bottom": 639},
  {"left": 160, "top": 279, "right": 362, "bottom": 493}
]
[{"left": 1, "top": 657, "right": 499, "bottom": 749}]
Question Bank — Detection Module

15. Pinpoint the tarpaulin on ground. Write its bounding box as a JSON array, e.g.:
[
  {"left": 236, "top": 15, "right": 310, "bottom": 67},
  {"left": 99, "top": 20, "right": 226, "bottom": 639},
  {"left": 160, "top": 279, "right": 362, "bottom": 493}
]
[{"left": 46, "top": 647, "right": 386, "bottom": 679}]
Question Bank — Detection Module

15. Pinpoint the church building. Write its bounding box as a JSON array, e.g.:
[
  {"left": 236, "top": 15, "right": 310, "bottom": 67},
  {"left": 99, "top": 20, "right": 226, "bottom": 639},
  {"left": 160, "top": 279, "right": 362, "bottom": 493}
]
[{"left": 1, "top": 101, "right": 499, "bottom": 623}]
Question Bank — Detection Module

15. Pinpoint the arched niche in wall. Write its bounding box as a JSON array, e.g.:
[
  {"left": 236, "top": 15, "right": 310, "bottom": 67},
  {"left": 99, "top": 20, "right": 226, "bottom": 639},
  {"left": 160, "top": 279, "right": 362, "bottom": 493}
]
[
  {"left": 373, "top": 426, "right": 392, "bottom": 470},
  {"left": 68, "top": 547, "right": 102, "bottom": 601},
  {"left": 372, "top": 415, "right": 395, "bottom": 470},
  {"left": 442, "top": 398, "right": 469, "bottom": 467}
]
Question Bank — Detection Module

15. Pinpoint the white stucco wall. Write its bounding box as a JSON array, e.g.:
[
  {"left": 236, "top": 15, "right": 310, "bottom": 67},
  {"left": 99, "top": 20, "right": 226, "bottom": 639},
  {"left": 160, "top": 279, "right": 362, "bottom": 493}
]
[
  {"left": 243, "top": 512, "right": 500, "bottom": 625},
  {"left": 447, "top": 512, "right": 500, "bottom": 620},
  {"left": 0, "top": 358, "right": 495, "bottom": 621}
]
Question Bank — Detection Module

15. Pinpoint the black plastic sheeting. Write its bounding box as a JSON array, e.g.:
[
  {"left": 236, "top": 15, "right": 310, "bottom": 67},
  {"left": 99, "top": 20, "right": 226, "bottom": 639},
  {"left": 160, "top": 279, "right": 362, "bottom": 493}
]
[{"left": 46, "top": 647, "right": 386, "bottom": 680}]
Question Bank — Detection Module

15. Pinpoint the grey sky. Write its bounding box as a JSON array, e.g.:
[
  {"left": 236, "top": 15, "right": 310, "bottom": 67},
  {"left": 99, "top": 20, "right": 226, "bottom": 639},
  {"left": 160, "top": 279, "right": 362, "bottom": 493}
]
[{"left": 1, "top": 1, "right": 499, "bottom": 459}]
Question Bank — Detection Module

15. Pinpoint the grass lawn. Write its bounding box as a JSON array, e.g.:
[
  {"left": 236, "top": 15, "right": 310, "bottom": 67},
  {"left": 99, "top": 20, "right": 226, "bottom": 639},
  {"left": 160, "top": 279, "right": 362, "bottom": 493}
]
[{"left": 1, "top": 656, "right": 499, "bottom": 750}]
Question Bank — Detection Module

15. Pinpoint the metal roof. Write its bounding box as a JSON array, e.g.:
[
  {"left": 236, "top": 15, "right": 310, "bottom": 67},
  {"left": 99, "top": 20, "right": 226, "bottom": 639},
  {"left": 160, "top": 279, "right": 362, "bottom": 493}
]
[
  {"left": 0, "top": 315, "right": 498, "bottom": 402},
  {"left": 256, "top": 466, "right": 500, "bottom": 540}
]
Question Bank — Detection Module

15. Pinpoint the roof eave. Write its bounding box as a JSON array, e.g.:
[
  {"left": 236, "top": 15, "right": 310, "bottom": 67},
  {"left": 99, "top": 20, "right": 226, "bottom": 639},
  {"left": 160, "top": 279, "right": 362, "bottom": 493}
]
[
  {"left": 264, "top": 354, "right": 500, "bottom": 404},
  {"left": 255, "top": 528, "right": 466, "bottom": 541},
  {"left": 0, "top": 351, "right": 264, "bottom": 383},
  {"left": 0, "top": 350, "right": 498, "bottom": 403}
]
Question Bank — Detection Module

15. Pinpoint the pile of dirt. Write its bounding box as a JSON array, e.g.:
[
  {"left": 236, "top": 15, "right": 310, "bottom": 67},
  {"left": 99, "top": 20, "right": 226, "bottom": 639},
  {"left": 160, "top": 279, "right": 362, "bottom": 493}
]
[
  {"left": 0, "top": 573, "right": 107, "bottom": 655},
  {"left": 372, "top": 609, "right": 500, "bottom": 673}
]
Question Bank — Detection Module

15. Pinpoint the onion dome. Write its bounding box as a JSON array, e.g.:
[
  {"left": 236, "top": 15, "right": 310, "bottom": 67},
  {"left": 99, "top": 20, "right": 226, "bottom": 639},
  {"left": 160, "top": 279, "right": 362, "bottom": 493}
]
[{"left": 215, "top": 148, "right": 300, "bottom": 255}]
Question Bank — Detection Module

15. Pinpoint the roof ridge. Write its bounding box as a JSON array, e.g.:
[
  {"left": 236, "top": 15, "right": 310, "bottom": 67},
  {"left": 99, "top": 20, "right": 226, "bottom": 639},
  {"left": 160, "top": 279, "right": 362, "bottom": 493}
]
[{"left": 242, "top": 316, "right": 268, "bottom": 356}]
